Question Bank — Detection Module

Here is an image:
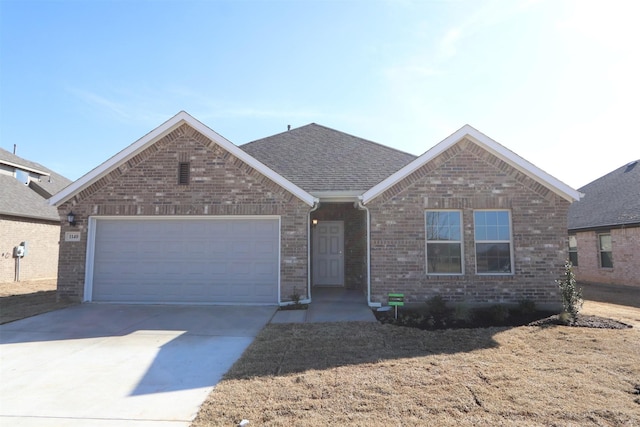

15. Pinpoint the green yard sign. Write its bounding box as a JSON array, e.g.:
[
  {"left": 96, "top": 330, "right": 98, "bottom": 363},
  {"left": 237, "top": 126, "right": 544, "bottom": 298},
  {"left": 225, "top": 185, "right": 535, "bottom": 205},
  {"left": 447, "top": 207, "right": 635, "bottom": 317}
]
[
  {"left": 388, "top": 293, "right": 404, "bottom": 319},
  {"left": 388, "top": 293, "right": 405, "bottom": 307}
]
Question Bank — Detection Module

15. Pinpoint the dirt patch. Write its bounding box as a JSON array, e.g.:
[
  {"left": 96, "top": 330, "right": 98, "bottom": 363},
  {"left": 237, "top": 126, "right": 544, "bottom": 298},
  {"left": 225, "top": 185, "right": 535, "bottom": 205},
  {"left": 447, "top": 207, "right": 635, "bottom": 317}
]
[
  {"left": 0, "top": 278, "right": 57, "bottom": 297},
  {"left": 581, "top": 282, "right": 640, "bottom": 307},
  {"left": 0, "top": 279, "right": 75, "bottom": 324}
]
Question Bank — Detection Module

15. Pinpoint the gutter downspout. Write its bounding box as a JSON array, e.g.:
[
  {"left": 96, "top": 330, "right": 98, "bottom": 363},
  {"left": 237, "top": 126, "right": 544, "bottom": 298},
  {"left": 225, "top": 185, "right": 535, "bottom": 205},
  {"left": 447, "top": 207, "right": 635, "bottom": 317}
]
[
  {"left": 306, "top": 199, "right": 320, "bottom": 304},
  {"left": 356, "top": 198, "right": 380, "bottom": 308}
]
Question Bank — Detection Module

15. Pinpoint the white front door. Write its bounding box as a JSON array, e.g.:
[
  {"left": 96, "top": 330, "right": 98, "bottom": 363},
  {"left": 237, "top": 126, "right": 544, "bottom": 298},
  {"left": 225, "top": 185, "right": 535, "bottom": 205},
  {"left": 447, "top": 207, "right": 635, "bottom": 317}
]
[{"left": 313, "top": 221, "right": 344, "bottom": 286}]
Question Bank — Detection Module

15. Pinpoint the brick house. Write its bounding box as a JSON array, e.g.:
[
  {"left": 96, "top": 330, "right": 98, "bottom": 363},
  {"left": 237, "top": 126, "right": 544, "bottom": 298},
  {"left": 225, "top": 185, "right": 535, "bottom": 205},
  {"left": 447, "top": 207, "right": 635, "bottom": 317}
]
[
  {"left": 567, "top": 160, "right": 640, "bottom": 287},
  {"left": 0, "top": 148, "right": 71, "bottom": 282},
  {"left": 50, "top": 111, "right": 580, "bottom": 308}
]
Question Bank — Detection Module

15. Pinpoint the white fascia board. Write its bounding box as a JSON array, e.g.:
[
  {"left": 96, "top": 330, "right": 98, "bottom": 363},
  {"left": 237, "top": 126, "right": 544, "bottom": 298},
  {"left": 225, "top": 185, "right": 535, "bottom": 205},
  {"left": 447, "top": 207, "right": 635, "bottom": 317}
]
[
  {"left": 311, "top": 190, "right": 364, "bottom": 202},
  {"left": 185, "top": 114, "right": 317, "bottom": 207},
  {"left": 0, "top": 160, "right": 50, "bottom": 177},
  {"left": 361, "top": 125, "right": 581, "bottom": 204},
  {"left": 462, "top": 127, "right": 581, "bottom": 202},
  {"left": 49, "top": 111, "right": 317, "bottom": 207}
]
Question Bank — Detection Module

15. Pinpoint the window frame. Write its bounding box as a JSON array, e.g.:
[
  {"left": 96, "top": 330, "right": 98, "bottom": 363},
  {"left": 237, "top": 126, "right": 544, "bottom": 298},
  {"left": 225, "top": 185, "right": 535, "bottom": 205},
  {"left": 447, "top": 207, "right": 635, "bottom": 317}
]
[
  {"left": 473, "top": 209, "right": 514, "bottom": 275},
  {"left": 598, "top": 232, "right": 613, "bottom": 268},
  {"left": 568, "top": 235, "right": 578, "bottom": 266},
  {"left": 425, "top": 210, "right": 464, "bottom": 275}
]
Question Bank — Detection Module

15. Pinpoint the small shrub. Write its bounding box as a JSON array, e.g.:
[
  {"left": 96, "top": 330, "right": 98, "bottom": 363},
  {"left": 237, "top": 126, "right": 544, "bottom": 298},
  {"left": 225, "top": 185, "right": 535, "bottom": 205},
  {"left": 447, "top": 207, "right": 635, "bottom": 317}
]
[
  {"left": 488, "top": 304, "right": 510, "bottom": 323},
  {"left": 425, "top": 295, "right": 451, "bottom": 317},
  {"left": 471, "top": 304, "right": 510, "bottom": 326},
  {"left": 424, "top": 295, "right": 453, "bottom": 328},
  {"left": 556, "top": 260, "right": 583, "bottom": 324},
  {"left": 289, "top": 287, "right": 302, "bottom": 305},
  {"left": 279, "top": 287, "right": 309, "bottom": 310},
  {"left": 453, "top": 302, "right": 471, "bottom": 323},
  {"left": 517, "top": 300, "right": 537, "bottom": 315}
]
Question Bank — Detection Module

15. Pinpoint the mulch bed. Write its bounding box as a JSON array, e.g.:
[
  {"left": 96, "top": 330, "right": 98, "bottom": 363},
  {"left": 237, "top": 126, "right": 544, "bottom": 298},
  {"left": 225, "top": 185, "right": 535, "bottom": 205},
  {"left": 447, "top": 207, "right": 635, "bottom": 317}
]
[{"left": 528, "top": 314, "right": 632, "bottom": 329}]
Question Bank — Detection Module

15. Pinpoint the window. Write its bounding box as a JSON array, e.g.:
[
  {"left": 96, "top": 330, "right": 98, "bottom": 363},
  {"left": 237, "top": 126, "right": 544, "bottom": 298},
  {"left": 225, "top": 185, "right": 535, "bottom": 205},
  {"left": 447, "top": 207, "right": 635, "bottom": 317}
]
[
  {"left": 474, "top": 210, "right": 513, "bottom": 274},
  {"left": 178, "top": 162, "right": 190, "bottom": 185},
  {"left": 598, "top": 233, "right": 613, "bottom": 268},
  {"left": 568, "top": 235, "right": 578, "bottom": 266},
  {"left": 425, "top": 211, "right": 463, "bottom": 274}
]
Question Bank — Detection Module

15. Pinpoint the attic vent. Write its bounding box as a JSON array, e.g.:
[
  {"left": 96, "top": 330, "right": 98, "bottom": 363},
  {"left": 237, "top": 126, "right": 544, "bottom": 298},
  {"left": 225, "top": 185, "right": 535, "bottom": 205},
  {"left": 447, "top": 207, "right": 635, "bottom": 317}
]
[
  {"left": 624, "top": 160, "right": 638, "bottom": 173},
  {"left": 178, "top": 162, "right": 190, "bottom": 185}
]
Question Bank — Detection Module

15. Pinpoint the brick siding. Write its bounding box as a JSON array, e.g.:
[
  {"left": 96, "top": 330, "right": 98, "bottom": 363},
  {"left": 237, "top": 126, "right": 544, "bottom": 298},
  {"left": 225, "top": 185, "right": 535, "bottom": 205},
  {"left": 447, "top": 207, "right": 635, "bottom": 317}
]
[
  {"left": 572, "top": 227, "right": 640, "bottom": 287},
  {"left": 57, "top": 123, "right": 309, "bottom": 302},
  {"left": 366, "top": 138, "right": 570, "bottom": 308},
  {"left": 0, "top": 215, "right": 61, "bottom": 282}
]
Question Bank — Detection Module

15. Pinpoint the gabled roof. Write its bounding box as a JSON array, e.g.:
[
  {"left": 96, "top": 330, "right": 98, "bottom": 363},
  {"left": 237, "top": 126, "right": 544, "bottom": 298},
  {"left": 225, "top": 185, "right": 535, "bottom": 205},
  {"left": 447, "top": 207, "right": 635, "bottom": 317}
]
[
  {"left": 0, "top": 175, "right": 60, "bottom": 221},
  {"left": 241, "top": 124, "right": 417, "bottom": 195},
  {"left": 568, "top": 160, "right": 640, "bottom": 231},
  {"left": 0, "top": 149, "right": 71, "bottom": 221},
  {"left": 361, "top": 124, "right": 582, "bottom": 204},
  {"left": 0, "top": 148, "right": 50, "bottom": 176},
  {"left": 49, "top": 111, "right": 317, "bottom": 207}
]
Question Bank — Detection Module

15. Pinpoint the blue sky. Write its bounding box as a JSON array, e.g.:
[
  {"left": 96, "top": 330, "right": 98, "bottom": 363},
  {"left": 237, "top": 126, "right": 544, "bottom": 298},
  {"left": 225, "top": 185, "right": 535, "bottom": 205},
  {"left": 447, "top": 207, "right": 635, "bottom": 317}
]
[{"left": 1, "top": 0, "right": 638, "bottom": 189}]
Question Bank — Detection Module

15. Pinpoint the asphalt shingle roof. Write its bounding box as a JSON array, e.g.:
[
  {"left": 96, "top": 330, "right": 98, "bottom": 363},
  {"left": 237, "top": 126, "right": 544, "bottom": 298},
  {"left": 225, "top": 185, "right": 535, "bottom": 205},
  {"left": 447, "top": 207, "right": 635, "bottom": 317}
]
[
  {"left": 0, "top": 148, "right": 71, "bottom": 221},
  {"left": 240, "top": 123, "right": 417, "bottom": 193},
  {"left": 568, "top": 160, "right": 640, "bottom": 230}
]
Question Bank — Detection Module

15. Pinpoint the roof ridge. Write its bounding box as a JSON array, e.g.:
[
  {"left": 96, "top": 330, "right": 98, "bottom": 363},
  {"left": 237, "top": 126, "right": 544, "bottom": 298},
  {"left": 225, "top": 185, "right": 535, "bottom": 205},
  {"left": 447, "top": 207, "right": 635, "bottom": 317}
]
[
  {"left": 578, "top": 159, "right": 640, "bottom": 191},
  {"left": 242, "top": 123, "right": 418, "bottom": 158},
  {"left": 307, "top": 123, "right": 418, "bottom": 157}
]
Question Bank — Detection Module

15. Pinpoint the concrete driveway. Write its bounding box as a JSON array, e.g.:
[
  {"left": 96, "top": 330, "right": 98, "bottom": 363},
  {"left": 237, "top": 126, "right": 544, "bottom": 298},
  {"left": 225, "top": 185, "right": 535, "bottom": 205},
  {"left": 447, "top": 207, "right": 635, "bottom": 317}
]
[{"left": 0, "top": 304, "right": 276, "bottom": 426}]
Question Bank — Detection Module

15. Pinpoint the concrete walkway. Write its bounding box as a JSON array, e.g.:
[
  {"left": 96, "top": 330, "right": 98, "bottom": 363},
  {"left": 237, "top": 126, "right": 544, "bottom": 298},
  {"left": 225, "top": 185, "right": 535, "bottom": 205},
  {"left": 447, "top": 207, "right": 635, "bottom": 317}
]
[{"left": 271, "top": 287, "right": 377, "bottom": 323}]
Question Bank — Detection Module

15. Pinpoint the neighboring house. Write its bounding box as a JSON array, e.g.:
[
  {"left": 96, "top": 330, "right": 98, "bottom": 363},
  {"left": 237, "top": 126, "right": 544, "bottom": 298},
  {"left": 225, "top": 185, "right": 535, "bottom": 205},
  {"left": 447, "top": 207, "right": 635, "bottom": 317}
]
[
  {"left": 49, "top": 111, "right": 580, "bottom": 308},
  {"left": 567, "top": 160, "right": 640, "bottom": 287},
  {"left": 0, "top": 148, "right": 71, "bottom": 282}
]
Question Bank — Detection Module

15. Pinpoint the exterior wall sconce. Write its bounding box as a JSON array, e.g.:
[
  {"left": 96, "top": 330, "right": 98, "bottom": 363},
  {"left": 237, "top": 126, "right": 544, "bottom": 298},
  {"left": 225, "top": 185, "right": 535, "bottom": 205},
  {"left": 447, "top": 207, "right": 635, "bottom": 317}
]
[
  {"left": 312, "top": 219, "right": 318, "bottom": 227},
  {"left": 67, "top": 211, "right": 77, "bottom": 226}
]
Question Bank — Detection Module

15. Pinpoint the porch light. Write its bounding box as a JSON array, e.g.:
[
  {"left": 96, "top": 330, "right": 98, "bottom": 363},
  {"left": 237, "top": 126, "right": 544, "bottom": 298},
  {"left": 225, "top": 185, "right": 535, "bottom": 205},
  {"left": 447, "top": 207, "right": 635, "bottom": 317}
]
[
  {"left": 67, "top": 211, "right": 77, "bottom": 227},
  {"left": 312, "top": 219, "right": 318, "bottom": 226}
]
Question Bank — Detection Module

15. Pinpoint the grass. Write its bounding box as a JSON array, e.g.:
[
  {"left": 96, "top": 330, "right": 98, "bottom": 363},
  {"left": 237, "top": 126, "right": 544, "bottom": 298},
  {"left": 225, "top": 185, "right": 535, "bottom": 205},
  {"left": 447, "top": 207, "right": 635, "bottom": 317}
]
[
  {"left": 0, "top": 279, "right": 76, "bottom": 324},
  {"left": 193, "top": 286, "right": 640, "bottom": 426},
  {"left": 193, "top": 322, "right": 640, "bottom": 426}
]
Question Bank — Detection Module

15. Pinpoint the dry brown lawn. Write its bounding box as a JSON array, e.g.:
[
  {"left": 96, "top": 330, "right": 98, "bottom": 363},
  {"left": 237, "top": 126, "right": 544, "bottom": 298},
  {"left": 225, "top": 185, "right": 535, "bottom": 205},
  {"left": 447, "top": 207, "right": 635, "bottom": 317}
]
[
  {"left": 193, "top": 287, "right": 640, "bottom": 427},
  {"left": 0, "top": 278, "right": 75, "bottom": 324}
]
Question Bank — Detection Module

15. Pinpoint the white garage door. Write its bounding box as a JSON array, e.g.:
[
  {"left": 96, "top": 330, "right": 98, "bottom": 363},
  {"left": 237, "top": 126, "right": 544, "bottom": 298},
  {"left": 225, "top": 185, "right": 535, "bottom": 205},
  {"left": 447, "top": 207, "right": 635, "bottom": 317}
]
[{"left": 90, "top": 217, "right": 279, "bottom": 304}]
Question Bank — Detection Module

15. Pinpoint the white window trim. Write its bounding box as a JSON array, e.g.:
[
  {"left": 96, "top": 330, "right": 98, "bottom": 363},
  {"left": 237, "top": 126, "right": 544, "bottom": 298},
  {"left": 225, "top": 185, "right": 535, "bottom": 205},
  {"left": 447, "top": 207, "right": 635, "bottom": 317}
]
[
  {"left": 568, "top": 235, "right": 578, "bottom": 266},
  {"left": 425, "top": 209, "right": 464, "bottom": 276},
  {"left": 473, "top": 209, "right": 514, "bottom": 275},
  {"left": 597, "top": 232, "right": 613, "bottom": 269}
]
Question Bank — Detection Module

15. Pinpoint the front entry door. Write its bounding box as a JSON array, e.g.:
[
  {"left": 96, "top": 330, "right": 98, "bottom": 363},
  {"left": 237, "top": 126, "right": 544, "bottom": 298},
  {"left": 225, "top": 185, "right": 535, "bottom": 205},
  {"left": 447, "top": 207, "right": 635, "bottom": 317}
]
[{"left": 313, "top": 221, "right": 345, "bottom": 286}]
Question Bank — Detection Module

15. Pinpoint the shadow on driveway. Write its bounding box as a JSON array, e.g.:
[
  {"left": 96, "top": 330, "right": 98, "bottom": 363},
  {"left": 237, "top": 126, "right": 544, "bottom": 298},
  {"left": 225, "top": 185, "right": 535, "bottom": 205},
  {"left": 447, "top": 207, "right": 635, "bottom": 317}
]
[{"left": 0, "top": 304, "right": 276, "bottom": 425}]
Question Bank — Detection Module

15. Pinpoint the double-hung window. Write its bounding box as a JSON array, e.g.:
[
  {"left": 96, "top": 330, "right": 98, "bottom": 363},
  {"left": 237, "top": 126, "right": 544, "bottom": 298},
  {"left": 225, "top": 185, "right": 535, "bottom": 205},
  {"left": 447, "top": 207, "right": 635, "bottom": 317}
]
[
  {"left": 568, "top": 235, "right": 578, "bottom": 266},
  {"left": 474, "top": 210, "right": 513, "bottom": 274},
  {"left": 425, "top": 210, "right": 463, "bottom": 274},
  {"left": 598, "top": 233, "right": 613, "bottom": 268}
]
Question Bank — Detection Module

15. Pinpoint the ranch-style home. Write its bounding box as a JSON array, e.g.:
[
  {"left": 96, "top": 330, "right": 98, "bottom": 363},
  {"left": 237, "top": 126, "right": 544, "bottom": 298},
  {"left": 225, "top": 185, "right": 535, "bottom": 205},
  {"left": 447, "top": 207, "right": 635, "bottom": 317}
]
[
  {"left": 50, "top": 111, "right": 581, "bottom": 308},
  {"left": 567, "top": 160, "right": 640, "bottom": 287},
  {"left": 1, "top": 148, "right": 71, "bottom": 283}
]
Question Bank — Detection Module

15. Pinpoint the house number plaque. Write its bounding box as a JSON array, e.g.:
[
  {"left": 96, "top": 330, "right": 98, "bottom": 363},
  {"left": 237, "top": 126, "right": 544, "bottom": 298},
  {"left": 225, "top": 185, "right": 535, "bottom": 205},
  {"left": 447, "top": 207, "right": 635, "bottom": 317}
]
[{"left": 65, "top": 231, "right": 81, "bottom": 242}]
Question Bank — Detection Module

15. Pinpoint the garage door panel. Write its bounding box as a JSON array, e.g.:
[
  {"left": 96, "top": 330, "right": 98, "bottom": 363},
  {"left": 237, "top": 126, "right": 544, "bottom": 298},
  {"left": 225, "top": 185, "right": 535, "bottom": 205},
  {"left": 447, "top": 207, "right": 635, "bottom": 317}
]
[{"left": 91, "top": 218, "right": 279, "bottom": 304}]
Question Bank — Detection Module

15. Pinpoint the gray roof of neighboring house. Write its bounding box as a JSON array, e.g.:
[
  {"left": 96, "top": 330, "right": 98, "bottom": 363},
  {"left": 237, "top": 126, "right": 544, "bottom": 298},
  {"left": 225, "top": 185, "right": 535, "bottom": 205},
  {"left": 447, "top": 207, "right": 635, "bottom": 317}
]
[
  {"left": 0, "top": 148, "right": 72, "bottom": 221},
  {"left": 568, "top": 160, "right": 640, "bottom": 231},
  {"left": 240, "top": 123, "right": 417, "bottom": 193}
]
